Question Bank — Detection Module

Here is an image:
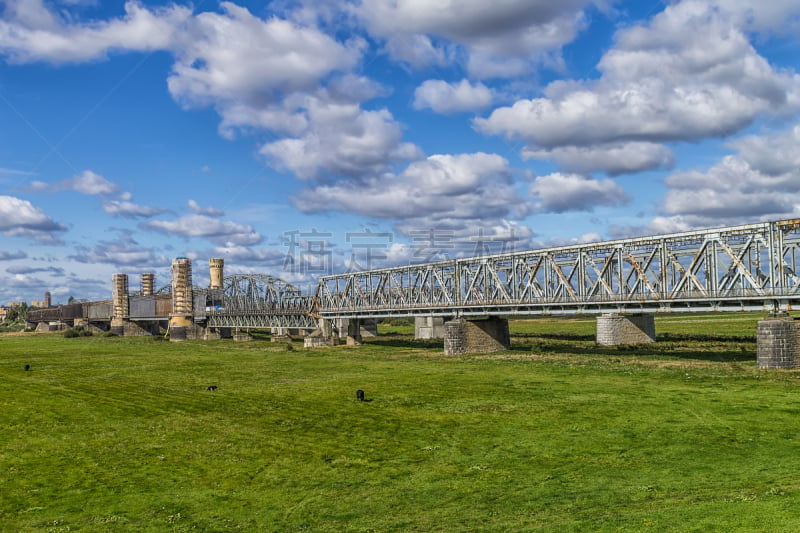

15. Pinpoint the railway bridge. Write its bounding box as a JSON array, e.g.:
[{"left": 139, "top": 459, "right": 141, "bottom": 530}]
[{"left": 26, "top": 218, "right": 800, "bottom": 368}]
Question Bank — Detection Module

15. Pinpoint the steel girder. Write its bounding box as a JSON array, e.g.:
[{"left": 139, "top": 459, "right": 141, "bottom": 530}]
[
  {"left": 219, "top": 274, "right": 301, "bottom": 312},
  {"left": 316, "top": 218, "right": 800, "bottom": 318},
  {"left": 205, "top": 275, "right": 314, "bottom": 329},
  {"left": 206, "top": 310, "right": 317, "bottom": 329}
]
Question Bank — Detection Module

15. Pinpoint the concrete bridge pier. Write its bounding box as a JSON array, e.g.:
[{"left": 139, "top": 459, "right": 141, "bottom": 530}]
[
  {"left": 443, "top": 316, "right": 510, "bottom": 355},
  {"left": 596, "top": 313, "right": 656, "bottom": 346},
  {"left": 415, "top": 316, "right": 447, "bottom": 339},
  {"left": 304, "top": 318, "right": 338, "bottom": 347},
  {"left": 333, "top": 318, "right": 377, "bottom": 341},
  {"left": 346, "top": 319, "right": 362, "bottom": 346},
  {"left": 271, "top": 327, "right": 291, "bottom": 342},
  {"left": 757, "top": 314, "right": 799, "bottom": 369}
]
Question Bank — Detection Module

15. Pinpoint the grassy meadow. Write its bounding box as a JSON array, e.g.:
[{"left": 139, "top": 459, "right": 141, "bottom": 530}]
[{"left": 2, "top": 313, "right": 800, "bottom": 531}]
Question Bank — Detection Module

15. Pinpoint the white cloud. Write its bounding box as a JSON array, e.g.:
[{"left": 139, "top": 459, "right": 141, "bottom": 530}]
[
  {"left": 141, "top": 214, "right": 262, "bottom": 246},
  {"left": 188, "top": 199, "right": 224, "bottom": 217},
  {"left": 102, "top": 200, "right": 167, "bottom": 219},
  {"left": 167, "top": 2, "right": 363, "bottom": 108},
  {"left": 475, "top": 0, "right": 800, "bottom": 155},
  {"left": 616, "top": 123, "right": 800, "bottom": 236},
  {"left": 529, "top": 173, "right": 628, "bottom": 213},
  {"left": 354, "top": 0, "right": 593, "bottom": 77},
  {"left": 523, "top": 142, "right": 674, "bottom": 176},
  {"left": 292, "top": 152, "right": 517, "bottom": 218},
  {"left": 260, "top": 98, "right": 422, "bottom": 180},
  {"left": 661, "top": 156, "right": 795, "bottom": 219},
  {"left": 29, "top": 170, "right": 119, "bottom": 195},
  {"left": 0, "top": 195, "right": 66, "bottom": 242},
  {"left": 728, "top": 125, "right": 800, "bottom": 176},
  {"left": 0, "top": 0, "right": 191, "bottom": 63},
  {"left": 413, "top": 79, "right": 493, "bottom": 114},
  {"left": 69, "top": 231, "right": 168, "bottom": 267}
]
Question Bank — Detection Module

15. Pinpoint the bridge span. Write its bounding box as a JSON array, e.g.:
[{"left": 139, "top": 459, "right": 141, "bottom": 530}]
[{"left": 316, "top": 218, "right": 800, "bottom": 318}]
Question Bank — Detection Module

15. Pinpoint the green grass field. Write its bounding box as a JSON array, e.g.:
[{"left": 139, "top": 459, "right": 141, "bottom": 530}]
[{"left": 2, "top": 314, "right": 800, "bottom": 532}]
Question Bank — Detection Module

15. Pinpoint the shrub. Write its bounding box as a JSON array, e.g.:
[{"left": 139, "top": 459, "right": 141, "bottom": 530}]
[
  {"left": 101, "top": 331, "right": 118, "bottom": 337},
  {"left": 63, "top": 329, "right": 80, "bottom": 338}
]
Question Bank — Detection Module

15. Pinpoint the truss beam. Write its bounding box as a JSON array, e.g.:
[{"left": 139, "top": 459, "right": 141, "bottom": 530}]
[{"left": 316, "top": 218, "right": 800, "bottom": 318}]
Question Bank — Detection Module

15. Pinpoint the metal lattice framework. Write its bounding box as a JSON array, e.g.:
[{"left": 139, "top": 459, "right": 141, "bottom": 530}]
[
  {"left": 207, "top": 274, "right": 316, "bottom": 329},
  {"left": 316, "top": 219, "right": 800, "bottom": 318}
]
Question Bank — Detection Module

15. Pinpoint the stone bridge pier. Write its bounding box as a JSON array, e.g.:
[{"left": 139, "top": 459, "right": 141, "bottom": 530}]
[
  {"left": 596, "top": 313, "right": 656, "bottom": 346},
  {"left": 756, "top": 314, "right": 800, "bottom": 369},
  {"left": 443, "top": 316, "right": 510, "bottom": 355}
]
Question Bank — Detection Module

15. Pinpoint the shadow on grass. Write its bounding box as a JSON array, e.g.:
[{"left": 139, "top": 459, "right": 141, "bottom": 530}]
[
  {"left": 658, "top": 332, "right": 755, "bottom": 343},
  {"left": 515, "top": 332, "right": 755, "bottom": 343},
  {"left": 511, "top": 340, "right": 755, "bottom": 363},
  {"left": 366, "top": 336, "right": 443, "bottom": 350},
  {"left": 368, "top": 332, "right": 755, "bottom": 363}
]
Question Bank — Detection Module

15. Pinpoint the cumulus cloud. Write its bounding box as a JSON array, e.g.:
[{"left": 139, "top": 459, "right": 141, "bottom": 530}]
[
  {"left": 291, "top": 152, "right": 535, "bottom": 255},
  {"left": 661, "top": 156, "right": 794, "bottom": 219},
  {"left": 187, "top": 199, "right": 224, "bottom": 217},
  {"left": 292, "top": 152, "right": 518, "bottom": 218},
  {"left": 141, "top": 214, "right": 262, "bottom": 246},
  {"left": 69, "top": 231, "right": 168, "bottom": 267},
  {"left": 259, "top": 97, "right": 422, "bottom": 180},
  {"left": 354, "top": 0, "right": 594, "bottom": 77},
  {"left": 413, "top": 79, "right": 493, "bottom": 114},
  {"left": 0, "top": 250, "right": 28, "bottom": 260},
  {"left": 728, "top": 125, "right": 800, "bottom": 176},
  {"left": 614, "top": 123, "right": 800, "bottom": 236},
  {"left": 0, "top": 195, "right": 67, "bottom": 243},
  {"left": 1, "top": 2, "right": 423, "bottom": 186},
  {"left": 475, "top": 0, "right": 800, "bottom": 172},
  {"left": 30, "top": 170, "right": 119, "bottom": 195},
  {"left": 161, "top": 5, "right": 419, "bottom": 183},
  {"left": 167, "top": 2, "right": 363, "bottom": 108},
  {"left": 524, "top": 142, "right": 674, "bottom": 176},
  {"left": 102, "top": 200, "right": 167, "bottom": 218},
  {"left": 0, "top": 0, "right": 191, "bottom": 63},
  {"left": 529, "top": 173, "right": 629, "bottom": 213}
]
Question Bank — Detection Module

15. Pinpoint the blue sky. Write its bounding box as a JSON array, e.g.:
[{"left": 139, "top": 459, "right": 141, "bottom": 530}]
[{"left": 1, "top": 0, "right": 799, "bottom": 304}]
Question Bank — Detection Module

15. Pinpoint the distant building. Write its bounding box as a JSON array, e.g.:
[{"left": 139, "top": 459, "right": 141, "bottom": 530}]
[
  {"left": 0, "top": 307, "right": 7, "bottom": 322},
  {"left": 6, "top": 301, "right": 25, "bottom": 308},
  {"left": 30, "top": 292, "right": 53, "bottom": 309}
]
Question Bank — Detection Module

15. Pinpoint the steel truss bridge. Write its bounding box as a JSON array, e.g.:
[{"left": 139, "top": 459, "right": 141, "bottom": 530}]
[
  {"left": 204, "top": 274, "right": 316, "bottom": 329},
  {"left": 315, "top": 219, "right": 800, "bottom": 319}
]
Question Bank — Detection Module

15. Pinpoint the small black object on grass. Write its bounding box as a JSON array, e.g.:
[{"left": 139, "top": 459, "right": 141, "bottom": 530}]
[
  {"left": 24, "top": 364, "right": 30, "bottom": 371},
  {"left": 356, "top": 389, "right": 365, "bottom": 401},
  {"left": 206, "top": 385, "right": 218, "bottom": 391}
]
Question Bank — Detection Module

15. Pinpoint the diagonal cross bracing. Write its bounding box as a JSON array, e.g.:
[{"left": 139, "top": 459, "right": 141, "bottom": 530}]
[{"left": 316, "top": 218, "right": 800, "bottom": 318}]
